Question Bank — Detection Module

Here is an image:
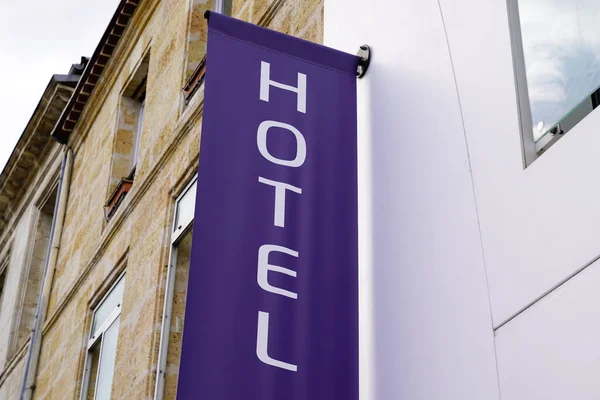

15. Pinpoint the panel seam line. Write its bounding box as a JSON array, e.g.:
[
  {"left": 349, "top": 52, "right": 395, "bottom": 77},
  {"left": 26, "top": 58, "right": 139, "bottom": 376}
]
[
  {"left": 436, "top": 1, "right": 503, "bottom": 398},
  {"left": 494, "top": 252, "right": 600, "bottom": 331}
]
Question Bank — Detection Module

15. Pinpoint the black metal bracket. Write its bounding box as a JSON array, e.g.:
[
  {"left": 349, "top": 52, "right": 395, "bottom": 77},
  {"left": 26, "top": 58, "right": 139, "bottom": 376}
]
[
  {"left": 204, "top": 14, "right": 369, "bottom": 79},
  {"left": 550, "top": 123, "right": 564, "bottom": 136},
  {"left": 357, "top": 45, "right": 371, "bottom": 78}
]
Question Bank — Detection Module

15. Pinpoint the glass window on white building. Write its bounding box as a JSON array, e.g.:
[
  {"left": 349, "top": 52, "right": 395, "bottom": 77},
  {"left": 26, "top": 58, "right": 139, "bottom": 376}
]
[
  {"left": 81, "top": 275, "right": 125, "bottom": 400},
  {"left": 509, "top": 0, "right": 600, "bottom": 163}
]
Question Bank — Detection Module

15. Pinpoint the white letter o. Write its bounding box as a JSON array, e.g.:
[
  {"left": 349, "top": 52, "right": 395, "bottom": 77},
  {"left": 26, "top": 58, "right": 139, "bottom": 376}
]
[{"left": 257, "top": 120, "right": 306, "bottom": 167}]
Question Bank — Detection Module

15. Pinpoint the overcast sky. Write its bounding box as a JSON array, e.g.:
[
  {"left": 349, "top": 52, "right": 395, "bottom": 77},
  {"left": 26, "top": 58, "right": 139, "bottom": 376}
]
[{"left": 0, "top": 0, "right": 120, "bottom": 171}]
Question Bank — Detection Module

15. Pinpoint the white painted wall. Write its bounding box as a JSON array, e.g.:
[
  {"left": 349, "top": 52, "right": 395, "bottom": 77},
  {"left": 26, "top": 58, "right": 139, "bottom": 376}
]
[
  {"left": 326, "top": 0, "right": 600, "bottom": 398},
  {"left": 496, "top": 258, "right": 600, "bottom": 400},
  {"left": 439, "top": 1, "right": 600, "bottom": 396},
  {"left": 325, "top": 1, "right": 500, "bottom": 399}
]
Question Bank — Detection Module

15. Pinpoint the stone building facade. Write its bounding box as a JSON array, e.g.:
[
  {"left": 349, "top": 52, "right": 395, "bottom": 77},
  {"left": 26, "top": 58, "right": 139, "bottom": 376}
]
[{"left": 0, "top": 0, "right": 323, "bottom": 398}]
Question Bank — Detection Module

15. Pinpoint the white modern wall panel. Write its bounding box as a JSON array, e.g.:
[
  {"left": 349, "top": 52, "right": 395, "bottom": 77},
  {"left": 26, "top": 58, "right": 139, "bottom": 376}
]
[
  {"left": 495, "top": 259, "right": 600, "bottom": 400},
  {"left": 325, "top": 1, "right": 500, "bottom": 399},
  {"left": 438, "top": 0, "right": 600, "bottom": 326}
]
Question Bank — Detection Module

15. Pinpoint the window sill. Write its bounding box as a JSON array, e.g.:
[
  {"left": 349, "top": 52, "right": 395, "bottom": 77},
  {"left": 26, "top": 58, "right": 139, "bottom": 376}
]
[
  {"left": 183, "top": 55, "right": 206, "bottom": 104},
  {"left": 104, "top": 178, "right": 134, "bottom": 220}
]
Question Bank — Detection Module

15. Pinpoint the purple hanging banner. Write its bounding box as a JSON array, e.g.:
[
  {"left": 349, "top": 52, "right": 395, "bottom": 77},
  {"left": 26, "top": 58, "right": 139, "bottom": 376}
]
[{"left": 177, "top": 12, "right": 358, "bottom": 400}]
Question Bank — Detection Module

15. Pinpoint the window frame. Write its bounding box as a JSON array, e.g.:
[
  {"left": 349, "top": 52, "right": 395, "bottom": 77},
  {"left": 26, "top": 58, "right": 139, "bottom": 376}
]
[
  {"left": 131, "top": 97, "right": 145, "bottom": 176},
  {"left": 182, "top": 0, "right": 232, "bottom": 103},
  {"left": 154, "top": 175, "right": 197, "bottom": 400},
  {"left": 7, "top": 181, "right": 59, "bottom": 357},
  {"left": 508, "top": 0, "right": 600, "bottom": 166},
  {"left": 507, "top": 0, "right": 538, "bottom": 166},
  {"left": 172, "top": 178, "right": 197, "bottom": 242},
  {"left": 80, "top": 274, "right": 125, "bottom": 400},
  {"left": 0, "top": 256, "right": 8, "bottom": 316},
  {"left": 215, "top": 0, "right": 232, "bottom": 15},
  {"left": 110, "top": 48, "right": 149, "bottom": 188}
]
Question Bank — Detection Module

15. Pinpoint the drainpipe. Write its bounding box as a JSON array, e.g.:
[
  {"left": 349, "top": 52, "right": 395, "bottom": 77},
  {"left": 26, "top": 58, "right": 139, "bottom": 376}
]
[{"left": 19, "top": 148, "right": 73, "bottom": 400}]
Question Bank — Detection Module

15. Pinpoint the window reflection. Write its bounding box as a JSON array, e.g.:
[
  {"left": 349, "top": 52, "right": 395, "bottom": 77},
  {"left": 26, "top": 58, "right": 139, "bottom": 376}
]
[
  {"left": 174, "top": 181, "right": 196, "bottom": 233},
  {"left": 518, "top": 0, "right": 600, "bottom": 142}
]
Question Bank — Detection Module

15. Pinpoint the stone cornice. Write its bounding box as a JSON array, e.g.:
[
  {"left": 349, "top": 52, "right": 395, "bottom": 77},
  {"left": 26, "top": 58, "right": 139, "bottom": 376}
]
[
  {"left": 0, "top": 76, "right": 78, "bottom": 240},
  {"left": 54, "top": 0, "right": 161, "bottom": 154},
  {"left": 51, "top": 0, "right": 141, "bottom": 145}
]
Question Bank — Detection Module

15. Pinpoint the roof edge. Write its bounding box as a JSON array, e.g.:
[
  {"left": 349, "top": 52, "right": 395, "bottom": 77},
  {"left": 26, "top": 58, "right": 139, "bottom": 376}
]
[{"left": 51, "top": 0, "right": 141, "bottom": 145}]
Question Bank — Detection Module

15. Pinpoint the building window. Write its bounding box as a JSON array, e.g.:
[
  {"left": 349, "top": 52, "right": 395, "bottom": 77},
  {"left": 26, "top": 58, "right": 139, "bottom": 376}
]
[
  {"left": 173, "top": 179, "right": 196, "bottom": 238},
  {"left": 509, "top": 0, "right": 600, "bottom": 164},
  {"left": 182, "top": 0, "right": 232, "bottom": 102},
  {"left": 132, "top": 99, "right": 145, "bottom": 173},
  {"left": 81, "top": 275, "right": 124, "bottom": 400},
  {"left": 105, "top": 51, "right": 150, "bottom": 219},
  {"left": 0, "top": 257, "right": 8, "bottom": 316},
  {"left": 215, "top": 0, "right": 232, "bottom": 15},
  {"left": 154, "top": 177, "right": 196, "bottom": 398},
  {"left": 10, "top": 186, "right": 57, "bottom": 356}
]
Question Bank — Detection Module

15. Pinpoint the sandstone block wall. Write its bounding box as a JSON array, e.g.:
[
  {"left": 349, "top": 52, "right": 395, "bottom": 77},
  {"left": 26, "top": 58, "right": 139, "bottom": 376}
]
[
  {"left": 0, "top": 1, "right": 325, "bottom": 399},
  {"left": 0, "top": 146, "right": 64, "bottom": 400}
]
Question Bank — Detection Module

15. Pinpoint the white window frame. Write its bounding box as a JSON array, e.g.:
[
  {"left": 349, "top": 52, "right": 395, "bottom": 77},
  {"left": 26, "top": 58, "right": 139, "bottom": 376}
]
[
  {"left": 509, "top": 0, "right": 565, "bottom": 165},
  {"left": 154, "top": 175, "right": 197, "bottom": 400},
  {"left": 172, "top": 178, "right": 197, "bottom": 241},
  {"left": 508, "top": 0, "right": 600, "bottom": 166},
  {"left": 80, "top": 274, "right": 125, "bottom": 400},
  {"left": 507, "top": 0, "right": 538, "bottom": 166}
]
